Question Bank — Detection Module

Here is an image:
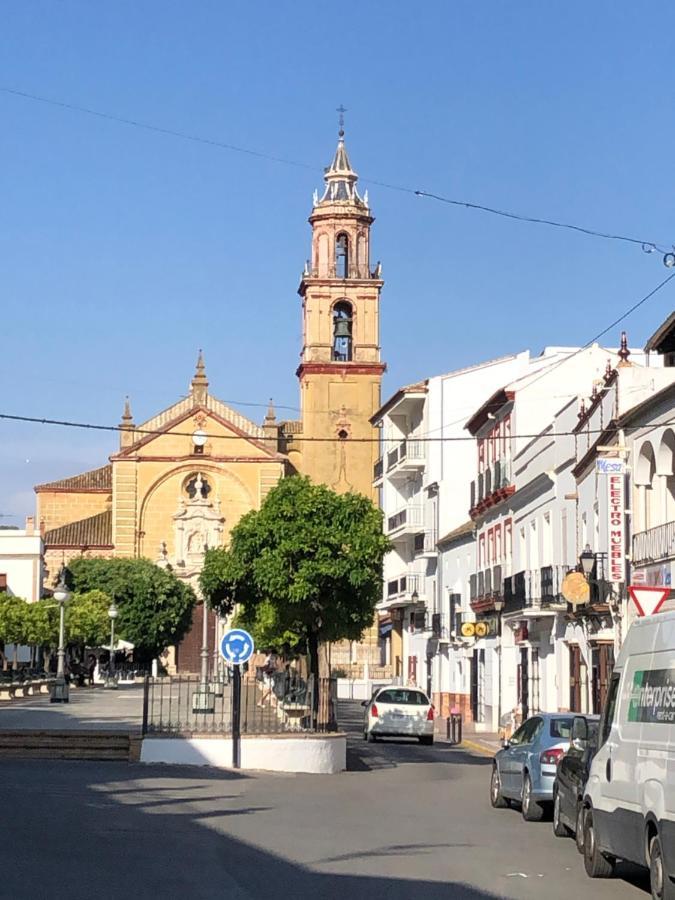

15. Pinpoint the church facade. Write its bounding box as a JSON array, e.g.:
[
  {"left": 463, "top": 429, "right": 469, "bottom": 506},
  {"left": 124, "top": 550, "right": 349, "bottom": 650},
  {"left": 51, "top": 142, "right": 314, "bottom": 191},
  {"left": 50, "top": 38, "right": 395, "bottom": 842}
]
[{"left": 35, "top": 128, "right": 385, "bottom": 671}]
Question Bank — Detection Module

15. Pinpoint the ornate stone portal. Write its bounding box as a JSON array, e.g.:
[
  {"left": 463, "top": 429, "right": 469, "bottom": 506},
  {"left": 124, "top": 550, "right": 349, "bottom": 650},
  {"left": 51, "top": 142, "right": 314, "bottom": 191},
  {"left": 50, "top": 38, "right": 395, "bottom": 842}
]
[{"left": 169, "top": 473, "right": 225, "bottom": 589}]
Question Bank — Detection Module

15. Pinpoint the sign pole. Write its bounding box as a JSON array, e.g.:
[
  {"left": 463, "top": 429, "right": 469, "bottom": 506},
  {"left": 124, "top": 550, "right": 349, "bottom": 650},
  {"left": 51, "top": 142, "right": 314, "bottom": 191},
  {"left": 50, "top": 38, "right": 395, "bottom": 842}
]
[{"left": 232, "top": 663, "right": 241, "bottom": 769}]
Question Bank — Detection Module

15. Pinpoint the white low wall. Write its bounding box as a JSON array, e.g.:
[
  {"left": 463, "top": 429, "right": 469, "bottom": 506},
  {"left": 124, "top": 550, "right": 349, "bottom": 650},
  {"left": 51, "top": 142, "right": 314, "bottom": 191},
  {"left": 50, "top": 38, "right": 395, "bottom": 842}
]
[{"left": 139, "top": 732, "right": 347, "bottom": 774}]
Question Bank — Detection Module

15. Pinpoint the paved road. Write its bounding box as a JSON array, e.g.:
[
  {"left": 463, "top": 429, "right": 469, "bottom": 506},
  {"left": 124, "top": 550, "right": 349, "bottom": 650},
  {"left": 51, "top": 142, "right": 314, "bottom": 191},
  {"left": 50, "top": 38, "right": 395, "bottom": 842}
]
[{"left": 0, "top": 700, "right": 650, "bottom": 899}]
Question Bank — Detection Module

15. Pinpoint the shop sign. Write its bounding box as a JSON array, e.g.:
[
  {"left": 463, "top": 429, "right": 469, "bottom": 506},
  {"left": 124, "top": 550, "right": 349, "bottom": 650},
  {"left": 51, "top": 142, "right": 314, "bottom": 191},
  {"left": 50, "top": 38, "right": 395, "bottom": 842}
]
[
  {"left": 607, "top": 471, "right": 625, "bottom": 583},
  {"left": 596, "top": 457, "right": 625, "bottom": 475}
]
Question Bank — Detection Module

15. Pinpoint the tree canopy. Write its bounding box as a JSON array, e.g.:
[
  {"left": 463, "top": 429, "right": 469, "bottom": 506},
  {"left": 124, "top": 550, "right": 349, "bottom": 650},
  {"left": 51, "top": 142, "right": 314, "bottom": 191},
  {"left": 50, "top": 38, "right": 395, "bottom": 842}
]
[
  {"left": 200, "top": 476, "right": 390, "bottom": 676},
  {"left": 68, "top": 557, "right": 196, "bottom": 660},
  {"left": 66, "top": 590, "right": 111, "bottom": 648}
]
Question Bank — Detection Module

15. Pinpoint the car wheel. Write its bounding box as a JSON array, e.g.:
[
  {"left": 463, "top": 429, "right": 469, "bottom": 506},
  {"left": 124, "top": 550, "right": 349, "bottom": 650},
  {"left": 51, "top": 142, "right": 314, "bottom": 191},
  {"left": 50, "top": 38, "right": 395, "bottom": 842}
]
[
  {"left": 419, "top": 736, "right": 434, "bottom": 746},
  {"left": 490, "top": 765, "right": 508, "bottom": 809},
  {"left": 583, "top": 809, "right": 615, "bottom": 879},
  {"left": 553, "top": 789, "right": 571, "bottom": 837},
  {"left": 575, "top": 803, "right": 586, "bottom": 854},
  {"left": 521, "top": 773, "right": 544, "bottom": 822},
  {"left": 649, "top": 832, "right": 675, "bottom": 900}
]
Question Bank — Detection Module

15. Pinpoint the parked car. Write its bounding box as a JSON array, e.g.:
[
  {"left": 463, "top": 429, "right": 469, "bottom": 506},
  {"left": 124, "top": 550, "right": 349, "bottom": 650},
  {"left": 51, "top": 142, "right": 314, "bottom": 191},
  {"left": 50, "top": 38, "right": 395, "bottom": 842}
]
[
  {"left": 552, "top": 714, "right": 599, "bottom": 851},
  {"left": 582, "top": 610, "right": 675, "bottom": 900},
  {"left": 362, "top": 686, "right": 434, "bottom": 744},
  {"left": 490, "top": 712, "right": 574, "bottom": 821}
]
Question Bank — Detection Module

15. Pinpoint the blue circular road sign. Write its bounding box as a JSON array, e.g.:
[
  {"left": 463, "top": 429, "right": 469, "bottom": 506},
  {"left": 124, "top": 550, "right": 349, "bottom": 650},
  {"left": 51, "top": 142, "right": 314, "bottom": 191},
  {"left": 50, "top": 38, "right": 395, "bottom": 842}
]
[{"left": 220, "top": 628, "right": 254, "bottom": 666}]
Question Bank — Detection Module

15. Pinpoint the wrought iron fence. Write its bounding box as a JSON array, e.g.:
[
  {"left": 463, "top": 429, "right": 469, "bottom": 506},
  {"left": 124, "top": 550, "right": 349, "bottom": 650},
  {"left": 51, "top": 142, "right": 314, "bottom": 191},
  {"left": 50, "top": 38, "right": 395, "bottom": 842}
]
[{"left": 142, "top": 672, "right": 338, "bottom": 735}]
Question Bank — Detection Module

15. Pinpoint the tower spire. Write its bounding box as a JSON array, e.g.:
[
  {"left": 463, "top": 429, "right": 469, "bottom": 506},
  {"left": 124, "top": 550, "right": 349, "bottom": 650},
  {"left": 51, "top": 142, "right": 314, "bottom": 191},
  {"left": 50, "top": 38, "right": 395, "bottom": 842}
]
[
  {"left": 191, "top": 350, "right": 209, "bottom": 404},
  {"left": 318, "top": 109, "right": 364, "bottom": 206}
]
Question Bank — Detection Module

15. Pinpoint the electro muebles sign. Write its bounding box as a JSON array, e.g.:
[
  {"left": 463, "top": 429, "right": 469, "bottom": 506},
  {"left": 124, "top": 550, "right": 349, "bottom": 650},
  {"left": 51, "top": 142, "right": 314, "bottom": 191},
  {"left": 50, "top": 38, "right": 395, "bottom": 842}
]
[
  {"left": 607, "top": 471, "right": 625, "bottom": 583},
  {"left": 628, "top": 668, "right": 675, "bottom": 724}
]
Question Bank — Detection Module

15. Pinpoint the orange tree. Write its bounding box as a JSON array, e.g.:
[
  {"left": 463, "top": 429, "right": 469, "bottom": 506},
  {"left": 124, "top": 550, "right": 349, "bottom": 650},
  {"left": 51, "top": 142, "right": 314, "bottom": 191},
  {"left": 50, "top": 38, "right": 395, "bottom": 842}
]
[{"left": 199, "top": 476, "right": 390, "bottom": 684}]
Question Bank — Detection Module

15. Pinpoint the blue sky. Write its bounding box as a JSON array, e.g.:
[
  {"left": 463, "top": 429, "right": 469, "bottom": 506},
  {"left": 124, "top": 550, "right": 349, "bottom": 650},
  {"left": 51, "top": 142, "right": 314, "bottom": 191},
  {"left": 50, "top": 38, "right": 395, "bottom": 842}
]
[{"left": 2, "top": 0, "right": 675, "bottom": 520}]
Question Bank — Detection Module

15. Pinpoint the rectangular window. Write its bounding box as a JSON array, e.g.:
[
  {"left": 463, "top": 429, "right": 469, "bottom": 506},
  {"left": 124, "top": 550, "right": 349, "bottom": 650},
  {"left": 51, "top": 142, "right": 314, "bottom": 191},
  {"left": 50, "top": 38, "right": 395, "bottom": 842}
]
[
  {"left": 487, "top": 528, "right": 495, "bottom": 565},
  {"left": 478, "top": 533, "right": 486, "bottom": 569},
  {"left": 599, "top": 674, "right": 620, "bottom": 746},
  {"left": 478, "top": 440, "right": 485, "bottom": 473},
  {"left": 505, "top": 519, "right": 513, "bottom": 561},
  {"left": 495, "top": 524, "right": 502, "bottom": 562}
]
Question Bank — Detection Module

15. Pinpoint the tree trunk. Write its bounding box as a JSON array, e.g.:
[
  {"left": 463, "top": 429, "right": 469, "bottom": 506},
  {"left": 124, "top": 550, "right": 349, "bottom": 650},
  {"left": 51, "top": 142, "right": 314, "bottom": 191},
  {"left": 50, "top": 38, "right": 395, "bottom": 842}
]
[
  {"left": 307, "top": 628, "right": 320, "bottom": 728},
  {"left": 13, "top": 644, "right": 18, "bottom": 669}
]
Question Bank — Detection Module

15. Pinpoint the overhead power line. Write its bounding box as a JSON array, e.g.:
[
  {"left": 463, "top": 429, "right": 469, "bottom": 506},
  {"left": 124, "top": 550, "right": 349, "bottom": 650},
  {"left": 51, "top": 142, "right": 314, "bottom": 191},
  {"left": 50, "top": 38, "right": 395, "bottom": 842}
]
[
  {"left": 0, "top": 410, "right": 671, "bottom": 445},
  {"left": 1, "top": 85, "right": 671, "bottom": 255}
]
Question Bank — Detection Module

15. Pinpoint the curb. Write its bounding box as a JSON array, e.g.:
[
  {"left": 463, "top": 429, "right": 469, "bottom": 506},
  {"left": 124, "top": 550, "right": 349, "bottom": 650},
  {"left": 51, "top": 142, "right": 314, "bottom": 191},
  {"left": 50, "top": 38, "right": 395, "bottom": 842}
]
[{"left": 460, "top": 738, "right": 497, "bottom": 758}]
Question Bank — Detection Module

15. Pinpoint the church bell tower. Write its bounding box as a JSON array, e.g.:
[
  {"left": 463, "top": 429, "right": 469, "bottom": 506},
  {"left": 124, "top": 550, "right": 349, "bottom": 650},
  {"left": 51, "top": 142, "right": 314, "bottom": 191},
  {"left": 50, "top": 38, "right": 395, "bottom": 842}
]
[{"left": 296, "top": 116, "right": 385, "bottom": 498}]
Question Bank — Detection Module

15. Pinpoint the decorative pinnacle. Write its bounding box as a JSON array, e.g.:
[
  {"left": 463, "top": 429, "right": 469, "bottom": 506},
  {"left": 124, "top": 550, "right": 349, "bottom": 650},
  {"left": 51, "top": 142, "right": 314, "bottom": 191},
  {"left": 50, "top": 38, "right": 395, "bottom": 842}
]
[
  {"left": 618, "top": 331, "right": 631, "bottom": 367},
  {"left": 578, "top": 398, "right": 586, "bottom": 420},
  {"left": 605, "top": 358, "right": 614, "bottom": 381},
  {"left": 191, "top": 349, "right": 209, "bottom": 404},
  {"left": 121, "top": 395, "right": 133, "bottom": 423},
  {"left": 264, "top": 398, "right": 276, "bottom": 425}
]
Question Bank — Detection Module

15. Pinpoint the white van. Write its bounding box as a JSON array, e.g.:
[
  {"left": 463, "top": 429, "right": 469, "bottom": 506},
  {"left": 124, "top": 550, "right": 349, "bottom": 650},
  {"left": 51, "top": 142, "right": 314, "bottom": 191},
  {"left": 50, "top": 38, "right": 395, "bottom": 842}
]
[{"left": 583, "top": 609, "right": 675, "bottom": 899}]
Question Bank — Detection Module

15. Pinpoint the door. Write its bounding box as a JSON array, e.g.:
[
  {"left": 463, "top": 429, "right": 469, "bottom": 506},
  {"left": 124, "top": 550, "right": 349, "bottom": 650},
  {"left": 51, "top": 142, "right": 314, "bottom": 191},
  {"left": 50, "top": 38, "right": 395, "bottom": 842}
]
[
  {"left": 518, "top": 647, "right": 529, "bottom": 721},
  {"left": 470, "top": 650, "right": 485, "bottom": 722},
  {"left": 570, "top": 646, "right": 581, "bottom": 712},
  {"left": 407, "top": 655, "right": 417, "bottom": 687}
]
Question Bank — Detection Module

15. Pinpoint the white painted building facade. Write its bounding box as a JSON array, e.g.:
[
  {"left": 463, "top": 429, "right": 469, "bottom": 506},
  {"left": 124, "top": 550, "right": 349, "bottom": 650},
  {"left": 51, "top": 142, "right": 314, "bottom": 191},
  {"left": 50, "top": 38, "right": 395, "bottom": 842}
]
[
  {"left": 374, "top": 352, "right": 531, "bottom": 710},
  {"left": 0, "top": 518, "right": 43, "bottom": 602}
]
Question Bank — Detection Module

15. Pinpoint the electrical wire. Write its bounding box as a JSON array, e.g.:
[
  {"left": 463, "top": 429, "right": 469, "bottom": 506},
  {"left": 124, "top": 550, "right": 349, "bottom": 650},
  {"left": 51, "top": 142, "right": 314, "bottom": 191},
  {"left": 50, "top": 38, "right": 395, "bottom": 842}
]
[
  {"left": 1, "top": 85, "right": 671, "bottom": 254},
  {"left": 0, "top": 409, "right": 672, "bottom": 444}
]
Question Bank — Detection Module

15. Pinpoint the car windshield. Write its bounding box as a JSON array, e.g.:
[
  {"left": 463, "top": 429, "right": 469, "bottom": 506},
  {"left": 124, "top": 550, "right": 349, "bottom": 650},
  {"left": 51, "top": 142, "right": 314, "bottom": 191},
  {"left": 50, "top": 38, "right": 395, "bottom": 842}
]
[
  {"left": 550, "top": 717, "right": 574, "bottom": 739},
  {"left": 376, "top": 689, "right": 428, "bottom": 706}
]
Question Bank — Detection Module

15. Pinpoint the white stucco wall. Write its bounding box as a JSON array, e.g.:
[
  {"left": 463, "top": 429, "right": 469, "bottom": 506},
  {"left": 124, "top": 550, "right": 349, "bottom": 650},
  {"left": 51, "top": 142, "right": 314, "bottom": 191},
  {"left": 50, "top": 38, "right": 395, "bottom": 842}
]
[{"left": 0, "top": 527, "right": 43, "bottom": 602}]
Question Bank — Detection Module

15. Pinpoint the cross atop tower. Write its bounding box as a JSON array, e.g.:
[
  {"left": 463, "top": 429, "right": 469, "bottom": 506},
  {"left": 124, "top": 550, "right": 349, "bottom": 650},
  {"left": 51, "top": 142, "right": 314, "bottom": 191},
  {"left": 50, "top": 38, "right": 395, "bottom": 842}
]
[{"left": 336, "top": 104, "right": 347, "bottom": 137}]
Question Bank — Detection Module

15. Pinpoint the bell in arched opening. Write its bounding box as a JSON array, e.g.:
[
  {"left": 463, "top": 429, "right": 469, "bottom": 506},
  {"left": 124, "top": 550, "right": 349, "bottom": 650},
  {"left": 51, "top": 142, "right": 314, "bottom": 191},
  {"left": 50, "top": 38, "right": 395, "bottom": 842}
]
[{"left": 332, "top": 301, "right": 353, "bottom": 362}]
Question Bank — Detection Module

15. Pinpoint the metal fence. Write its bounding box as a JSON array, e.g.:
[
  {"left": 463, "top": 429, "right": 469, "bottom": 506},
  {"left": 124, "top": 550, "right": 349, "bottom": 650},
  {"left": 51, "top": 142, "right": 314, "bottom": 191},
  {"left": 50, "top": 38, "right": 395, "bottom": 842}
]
[{"left": 142, "top": 672, "right": 338, "bottom": 736}]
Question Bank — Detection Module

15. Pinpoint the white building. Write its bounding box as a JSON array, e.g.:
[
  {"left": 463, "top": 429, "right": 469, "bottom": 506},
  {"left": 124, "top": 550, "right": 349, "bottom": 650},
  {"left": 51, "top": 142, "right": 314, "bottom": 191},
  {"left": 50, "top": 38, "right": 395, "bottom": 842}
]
[
  {"left": 373, "top": 352, "right": 531, "bottom": 706},
  {"left": 462, "top": 330, "right": 675, "bottom": 731},
  {"left": 0, "top": 518, "right": 44, "bottom": 665},
  {"left": 0, "top": 518, "right": 43, "bottom": 602}
]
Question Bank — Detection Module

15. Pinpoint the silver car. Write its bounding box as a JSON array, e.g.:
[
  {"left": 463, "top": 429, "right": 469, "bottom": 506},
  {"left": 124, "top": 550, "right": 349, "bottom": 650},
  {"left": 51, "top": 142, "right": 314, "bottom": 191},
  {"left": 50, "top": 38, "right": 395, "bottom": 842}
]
[{"left": 490, "top": 713, "right": 574, "bottom": 821}]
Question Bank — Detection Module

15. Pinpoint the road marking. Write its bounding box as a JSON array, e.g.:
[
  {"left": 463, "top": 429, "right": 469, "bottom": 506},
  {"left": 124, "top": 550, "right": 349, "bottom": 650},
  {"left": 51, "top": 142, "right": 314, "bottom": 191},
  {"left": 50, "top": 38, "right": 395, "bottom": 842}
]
[{"left": 460, "top": 738, "right": 496, "bottom": 757}]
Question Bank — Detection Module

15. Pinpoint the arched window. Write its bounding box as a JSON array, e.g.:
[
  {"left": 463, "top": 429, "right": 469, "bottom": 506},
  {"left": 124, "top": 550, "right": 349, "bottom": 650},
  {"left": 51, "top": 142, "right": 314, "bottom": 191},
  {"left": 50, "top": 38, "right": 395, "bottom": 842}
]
[
  {"left": 335, "top": 233, "right": 349, "bottom": 278},
  {"left": 332, "top": 301, "right": 353, "bottom": 362}
]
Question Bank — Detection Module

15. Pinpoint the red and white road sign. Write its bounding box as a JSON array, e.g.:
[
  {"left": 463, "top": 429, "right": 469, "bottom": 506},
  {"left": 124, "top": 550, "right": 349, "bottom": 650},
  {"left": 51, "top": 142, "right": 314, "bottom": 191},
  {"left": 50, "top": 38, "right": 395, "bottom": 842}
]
[{"left": 628, "top": 585, "right": 670, "bottom": 617}]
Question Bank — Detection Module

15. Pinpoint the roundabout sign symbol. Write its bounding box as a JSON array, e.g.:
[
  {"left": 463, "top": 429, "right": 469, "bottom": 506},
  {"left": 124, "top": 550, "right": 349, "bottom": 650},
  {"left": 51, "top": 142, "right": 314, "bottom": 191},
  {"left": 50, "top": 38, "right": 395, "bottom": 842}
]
[{"left": 220, "top": 628, "right": 254, "bottom": 666}]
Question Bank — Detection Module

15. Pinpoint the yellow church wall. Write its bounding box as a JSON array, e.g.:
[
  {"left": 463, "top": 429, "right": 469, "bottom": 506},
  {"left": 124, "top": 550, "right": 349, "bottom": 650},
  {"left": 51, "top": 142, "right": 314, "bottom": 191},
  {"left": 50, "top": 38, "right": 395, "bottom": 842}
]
[
  {"left": 37, "top": 490, "right": 111, "bottom": 535},
  {"left": 297, "top": 372, "right": 381, "bottom": 500},
  {"left": 109, "top": 413, "right": 285, "bottom": 558},
  {"left": 303, "top": 284, "right": 380, "bottom": 365}
]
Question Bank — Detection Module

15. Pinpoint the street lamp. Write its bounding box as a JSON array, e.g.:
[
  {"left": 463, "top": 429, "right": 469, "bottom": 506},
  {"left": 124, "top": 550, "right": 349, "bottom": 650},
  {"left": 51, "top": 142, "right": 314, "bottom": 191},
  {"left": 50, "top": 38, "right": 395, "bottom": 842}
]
[
  {"left": 105, "top": 601, "right": 119, "bottom": 690},
  {"left": 50, "top": 567, "right": 71, "bottom": 703},
  {"left": 579, "top": 544, "right": 595, "bottom": 579}
]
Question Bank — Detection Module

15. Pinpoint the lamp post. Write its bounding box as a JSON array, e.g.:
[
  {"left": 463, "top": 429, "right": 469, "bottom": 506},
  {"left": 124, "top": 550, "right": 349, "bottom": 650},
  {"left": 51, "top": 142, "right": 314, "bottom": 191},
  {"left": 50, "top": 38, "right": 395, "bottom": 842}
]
[
  {"left": 579, "top": 544, "right": 595, "bottom": 579},
  {"left": 105, "top": 601, "right": 118, "bottom": 690},
  {"left": 50, "top": 567, "right": 71, "bottom": 703},
  {"left": 493, "top": 596, "right": 505, "bottom": 736}
]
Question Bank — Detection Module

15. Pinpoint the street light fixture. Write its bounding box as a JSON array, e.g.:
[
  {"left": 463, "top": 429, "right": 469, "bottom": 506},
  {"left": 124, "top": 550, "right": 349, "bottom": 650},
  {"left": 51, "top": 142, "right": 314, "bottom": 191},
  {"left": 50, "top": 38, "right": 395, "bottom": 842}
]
[
  {"left": 105, "top": 601, "right": 119, "bottom": 690},
  {"left": 579, "top": 544, "right": 595, "bottom": 578},
  {"left": 50, "top": 567, "right": 71, "bottom": 703}
]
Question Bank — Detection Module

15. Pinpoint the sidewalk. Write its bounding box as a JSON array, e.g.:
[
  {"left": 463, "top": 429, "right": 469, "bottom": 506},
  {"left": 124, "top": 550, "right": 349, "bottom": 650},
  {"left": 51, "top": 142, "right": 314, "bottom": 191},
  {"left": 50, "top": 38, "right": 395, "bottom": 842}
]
[{"left": 0, "top": 685, "right": 144, "bottom": 732}]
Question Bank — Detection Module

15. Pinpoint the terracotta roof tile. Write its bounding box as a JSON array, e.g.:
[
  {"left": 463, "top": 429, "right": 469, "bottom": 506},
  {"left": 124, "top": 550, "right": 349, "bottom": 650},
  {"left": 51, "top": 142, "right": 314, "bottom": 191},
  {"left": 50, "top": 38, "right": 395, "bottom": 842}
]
[
  {"left": 35, "top": 464, "right": 112, "bottom": 492},
  {"left": 44, "top": 510, "right": 112, "bottom": 547}
]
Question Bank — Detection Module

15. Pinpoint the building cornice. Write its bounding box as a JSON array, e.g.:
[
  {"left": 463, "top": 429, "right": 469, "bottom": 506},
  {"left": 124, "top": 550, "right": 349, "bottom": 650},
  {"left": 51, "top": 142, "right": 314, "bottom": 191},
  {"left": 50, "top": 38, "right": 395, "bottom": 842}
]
[{"left": 297, "top": 362, "right": 386, "bottom": 379}]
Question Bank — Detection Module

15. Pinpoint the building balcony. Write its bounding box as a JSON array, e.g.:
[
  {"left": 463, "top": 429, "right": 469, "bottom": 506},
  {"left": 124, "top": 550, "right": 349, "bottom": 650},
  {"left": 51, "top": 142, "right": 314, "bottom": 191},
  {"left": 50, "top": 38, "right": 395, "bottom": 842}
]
[
  {"left": 469, "top": 565, "right": 505, "bottom": 615},
  {"left": 632, "top": 520, "right": 675, "bottom": 567},
  {"left": 502, "top": 566, "right": 571, "bottom": 614},
  {"left": 378, "top": 573, "right": 423, "bottom": 611},
  {"left": 386, "top": 504, "right": 423, "bottom": 542},
  {"left": 384, "top": 438, "right": 425, "bottom": 482},
  {"left": 413, "top": 529, "right": 438, "bottom": 558},
  {"left": 469, "top": 458, "right": 514, "bottom": 518}
]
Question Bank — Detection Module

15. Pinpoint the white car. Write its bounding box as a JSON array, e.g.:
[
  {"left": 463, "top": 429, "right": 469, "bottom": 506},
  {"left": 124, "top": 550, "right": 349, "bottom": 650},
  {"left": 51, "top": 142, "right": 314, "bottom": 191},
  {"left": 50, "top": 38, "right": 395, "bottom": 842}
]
[{"left": 362, "top": 686, "right": 435, "bottom": 745}]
